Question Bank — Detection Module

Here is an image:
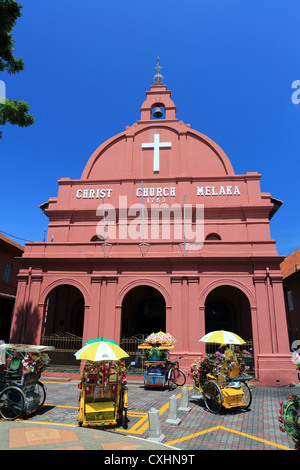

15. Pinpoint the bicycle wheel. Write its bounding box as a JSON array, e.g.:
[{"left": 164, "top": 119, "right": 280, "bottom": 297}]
[
  {"left": 0, "top": 386, "right": 26, "bottom": 420},
  {"left": 239, "top": 382, "right": 252, "bottom": 409},
  {"left": 167, "top": 369, "right": 176, "bottom": 390},
  {"left": 34, "top": 381, "right": 46, "bottom": 407},
  {"left": 118, "top": 389, "right": 128, "bottom": 428},
  {"left": 174, "top": 369, "right": 186, "bottom": 387},
  {"left": 203, "top": 381, "right": 223, "bottom": 414}
]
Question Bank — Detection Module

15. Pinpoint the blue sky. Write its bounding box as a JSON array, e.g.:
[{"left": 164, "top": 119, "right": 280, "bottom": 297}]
[{"left": 0, "top": 0, "right": 299, "bottom": 257}]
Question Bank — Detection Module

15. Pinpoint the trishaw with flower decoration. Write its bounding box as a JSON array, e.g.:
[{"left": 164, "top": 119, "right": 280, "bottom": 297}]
[
  {"left": 75, "top": 338, "right": 128, "bottom": 428},
  {"left": 279, "top": 394, "right": 300, "bottom": 450},
  {"left": 0, "top": 343, "right": 53, "bottom": 420},
  {"left": 190, "top": 331, "right": 253, "bottom": 413},
  {"left": 138, "top": 331, "right": 186, "bottom": 390}
]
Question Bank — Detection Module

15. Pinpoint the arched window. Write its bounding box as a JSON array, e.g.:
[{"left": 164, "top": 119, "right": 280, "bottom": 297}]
[{"left": 205, "top": 233, "right": 221, "bottom": 241}]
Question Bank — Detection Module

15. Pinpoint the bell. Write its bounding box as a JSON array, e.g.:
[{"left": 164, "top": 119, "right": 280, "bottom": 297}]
[{"left": 153, "top": 107, "right": 163, "bottom": 119}]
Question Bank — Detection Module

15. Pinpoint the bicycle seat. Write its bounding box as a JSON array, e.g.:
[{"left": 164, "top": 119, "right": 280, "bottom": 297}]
[{"left": 8, "top": 357, "right": 23, "bottom": 380}]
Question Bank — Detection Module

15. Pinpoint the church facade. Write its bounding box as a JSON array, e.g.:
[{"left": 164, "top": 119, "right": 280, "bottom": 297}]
[{"left": 10, "top": 68, "right": 297, "bottom": 386}]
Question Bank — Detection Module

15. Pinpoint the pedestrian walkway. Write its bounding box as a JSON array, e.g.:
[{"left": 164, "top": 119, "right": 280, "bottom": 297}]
[
  {"left": 0, "top": 373, "right": 299, "bottom": 451},
  {"left": 0, "top": 420, "right": 173, "bottom": 451}
]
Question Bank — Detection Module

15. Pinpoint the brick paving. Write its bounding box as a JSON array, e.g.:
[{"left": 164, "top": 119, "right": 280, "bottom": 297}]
[
  {"left": 1, "top": 377, "right": 298, "bottom": 451},
  {"left": 122, "top": 382, "right": 300, "bottom": 450}
]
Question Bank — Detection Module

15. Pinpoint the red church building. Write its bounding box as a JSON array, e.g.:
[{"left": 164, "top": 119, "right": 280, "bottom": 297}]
[{"left": 10, "top": 64, "right": 297, "bottom": 386}]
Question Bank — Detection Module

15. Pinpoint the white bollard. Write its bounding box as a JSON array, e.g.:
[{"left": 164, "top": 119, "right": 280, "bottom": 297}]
[
  {"left": 146, "top": 407, "right": 165, "bottom": 442},
  {"left": 191, "top": 385, "right": 202, "bottom": 400},
  {"left": 165, "top": 394, "right": 181, "bottom": 426},
  {"left": 179, "top": 386, "right": 191, "bottom": 412}
]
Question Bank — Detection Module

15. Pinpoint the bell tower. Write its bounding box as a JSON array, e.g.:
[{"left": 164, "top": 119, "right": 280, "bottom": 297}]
[{"left": 139, "top": 57, "right": 177, "bottom": 122}]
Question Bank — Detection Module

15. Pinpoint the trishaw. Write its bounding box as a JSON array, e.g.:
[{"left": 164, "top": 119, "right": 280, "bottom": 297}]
[
  {"left": 138, "top": 331, "right": 186, "bottom": 390},
  {"left": 75, "top": 338, "right": 129, "bottom": 428},
  {"left": 0, "top": 343, "right": 53, "bottom": 420},
  {"left": 191, "top": 331, "right": 253, "bottom": 414},
  {"left": 143, "top": 357, "right": 186, "bottom": 390}
]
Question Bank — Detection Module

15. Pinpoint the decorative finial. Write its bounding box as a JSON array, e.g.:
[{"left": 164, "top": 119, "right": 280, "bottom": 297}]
[{"left": 153, "top": 56, "right": 164, "bottom": 84}]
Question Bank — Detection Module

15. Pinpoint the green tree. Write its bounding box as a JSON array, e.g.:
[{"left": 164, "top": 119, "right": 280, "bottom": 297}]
[{"left": 0, "top": 0, "right": 34, "bottom": 138}]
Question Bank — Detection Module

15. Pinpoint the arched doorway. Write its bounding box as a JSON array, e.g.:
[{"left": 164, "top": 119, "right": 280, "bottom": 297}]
[
  {"left": 43, "top": 284, "right": 84, "bottom": 336},
  {"left": 41, "top": 284, "right": 85, "bottom": 365},
  {"left": 120, "top": 285, "right": 166, "bottom": 367},
  {"left": 205, "top": 285, "right": 252, "bottom": 341},
  {"left": 0, "top": 297, "right": 15, "bottom": 342},
  {"left": 121, "top": 285, "right": 166, "bottom": 338},
  {"left": 204, "top": 285, "right": 254, "bottom": 372}
]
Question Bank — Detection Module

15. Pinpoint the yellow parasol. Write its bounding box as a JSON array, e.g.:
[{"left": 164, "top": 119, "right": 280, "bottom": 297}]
[
  {"left": 75, "top": 338, "right": 129, "bottom": 361},
  {"left": 199, "top": 330, "right": 246, "bottom": 345}
]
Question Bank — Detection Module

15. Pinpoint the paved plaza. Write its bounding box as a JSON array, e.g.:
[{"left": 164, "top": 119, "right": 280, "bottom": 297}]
[{"left": 0, "top": 376, "right": 299, "bottom": 451}]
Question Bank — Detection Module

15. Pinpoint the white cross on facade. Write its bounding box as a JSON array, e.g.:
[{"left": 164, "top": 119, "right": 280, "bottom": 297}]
[{"left": 142, "top": 134, "right": 172, "bottom": 172}]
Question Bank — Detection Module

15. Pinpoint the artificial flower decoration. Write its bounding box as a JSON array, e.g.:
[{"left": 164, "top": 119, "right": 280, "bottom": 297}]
[
  {"left": 144, "top": 346, "right": 168, "bottom": 362},
  {"left": 78, "top": 360, "right": 127, "bottom": 388},
  {"left": 158, "top": 344, "right": 174, "bottom": 350},
  {"left": 145, "top": 331, "right": 176, "bottom": 345},
  {"left": 138, "top": 331, "right": 176, "bottom": 362},
  {"left": 189, "top": 355, "right": 214, "bottom": 385},
  {"left": 22, "top": 353, "right": 51, "bottom": 375},
  {"left": 137, "top": 343, "right": 152, "bottom": 349},
  {"left": 279, "top": 395, "right": 300, "bottom": 450}
]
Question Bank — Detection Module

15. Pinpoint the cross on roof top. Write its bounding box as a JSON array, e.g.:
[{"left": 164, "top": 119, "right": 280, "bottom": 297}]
[{"left": 154, "top": 56, "right": 163, "bottom": 74}]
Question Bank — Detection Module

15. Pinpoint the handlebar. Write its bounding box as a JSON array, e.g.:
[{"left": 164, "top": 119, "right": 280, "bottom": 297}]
[{"left": 169, "top": 356, "right": 183, "bottom": 366}]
